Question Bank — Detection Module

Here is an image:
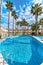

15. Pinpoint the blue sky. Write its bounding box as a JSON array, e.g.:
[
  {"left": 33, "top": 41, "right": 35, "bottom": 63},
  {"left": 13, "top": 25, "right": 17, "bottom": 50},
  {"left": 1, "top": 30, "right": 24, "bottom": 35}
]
[{"left": 2, "top": 0, "right": 43, "bottom": 29}]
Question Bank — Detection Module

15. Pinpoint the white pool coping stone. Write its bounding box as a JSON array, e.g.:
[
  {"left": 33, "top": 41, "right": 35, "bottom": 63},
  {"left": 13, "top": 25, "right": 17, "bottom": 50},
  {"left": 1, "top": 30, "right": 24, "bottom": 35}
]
[
  {"left": 40, "top": 63, "right": 43, "bottom": 65},
  {"left": 33, "top": 36, "right": 43, "bottom": 44},
  {"left": 0, "top": 36, "right": 19, "bottom": 43}
]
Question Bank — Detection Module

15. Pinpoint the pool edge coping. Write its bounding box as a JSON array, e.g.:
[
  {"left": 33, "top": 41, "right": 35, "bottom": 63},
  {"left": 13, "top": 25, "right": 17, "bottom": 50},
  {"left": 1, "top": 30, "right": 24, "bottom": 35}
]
[
  {"left": 33, "top": 36, "right": 43, "bottom": 44},
  {"left": 0, "top": 36, "right": 19, "bottom": 43}
]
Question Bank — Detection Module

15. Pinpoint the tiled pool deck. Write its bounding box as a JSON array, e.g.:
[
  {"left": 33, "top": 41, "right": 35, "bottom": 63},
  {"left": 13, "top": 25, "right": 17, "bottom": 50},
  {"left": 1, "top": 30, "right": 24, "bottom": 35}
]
[
  {"left": 0, "top": 38, "right": 8, "bottom": 65},
  {"left": 0, "top": 54, "right": 8, "bottom": 65}
]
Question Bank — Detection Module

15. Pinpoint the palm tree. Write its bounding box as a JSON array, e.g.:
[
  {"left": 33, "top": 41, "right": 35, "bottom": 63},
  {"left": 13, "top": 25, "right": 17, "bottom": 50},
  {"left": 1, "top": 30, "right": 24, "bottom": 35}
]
[
  {"left": 39, "top": 18, "right": 43, "bottom": 25},
  {"left": 21, "top": 19, "right": 29, "bottom": 27},
  {"left": 16, "top": 19, "right": 29, "bottom": 28},
  {"left": 0, "top": 0, "right": 2, "bottom": 38},
  {"left": 11, "top": 11, "right": 18, "bottom": 35},
  {"left": 11, "top": 11, "right": 16, "bottom": 35},
  {"left": 16, "top": 21, "right": 21, "bottom": 26},
  {"left": 31, "top": 3, "right": 42, "bottom": 35},
  {"left": 39, "top": 18, "right": 43, "bottom": 35},
  {"left": 16, "top": 19, "right": 29, "bottom": 35},
  {"left": 6, "top": 1, "right": 13, "bottom": 37}
]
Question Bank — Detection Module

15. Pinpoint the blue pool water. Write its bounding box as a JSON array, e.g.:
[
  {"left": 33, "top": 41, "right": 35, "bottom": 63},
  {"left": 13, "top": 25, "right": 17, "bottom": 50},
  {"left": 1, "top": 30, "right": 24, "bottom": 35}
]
[{"left": 0, "top": 36, "right": 43, "bottom": 65}]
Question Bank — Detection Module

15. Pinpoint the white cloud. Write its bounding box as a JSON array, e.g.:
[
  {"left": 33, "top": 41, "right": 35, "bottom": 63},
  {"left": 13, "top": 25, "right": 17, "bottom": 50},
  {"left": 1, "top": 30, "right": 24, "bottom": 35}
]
[
  {"left": 38, "top": 14, "right": 43, "bottom": 22},
  {"left": 17, "top": 18, "right": 22, "bottom": 21},
  {"left": 13, "top": 6, "right": 16, "bottom": 10},
  {"left": 2, "top": 1, "right": 6, "bottom": 9},
  {"left": 2, "top": 12, "right": 8, "bottom": 21},
  {"left": 18, "top": 5, "right": 33, "bottom": 23},
  {"left": 23, "top": 4, "right": 26, "bottom": 8},
  {"left": 32, "top": 0, "right": 42, "bottom": 4},
  {"left": 16, "top": 10, "right": 19, "bottom": 13},
  {"left": 2, "top": 11, "right": 13, "bottom": 29},
  {"left": 19, "top": 5, "right": 24, "bottom": 13}
]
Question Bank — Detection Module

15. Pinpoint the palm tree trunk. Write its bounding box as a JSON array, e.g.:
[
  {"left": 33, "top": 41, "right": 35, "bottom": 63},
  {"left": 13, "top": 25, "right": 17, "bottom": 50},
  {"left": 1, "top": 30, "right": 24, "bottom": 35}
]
[
  {"left": 8, "top": 11, "right": 10, "bottom": 37},
  {"left": 35, "top": 15, "right": 38, "bottom": 36},
  {"left": 12, "top": 17, "right": 14, "bottom": 36},
  {"left": 15, "top": 20, "right": 16, "bottom": 35},
  {"left": 0, "top": 0, "right": 2, "bottom": 38},
  {"left": 41, "top": 25, "right": 43, "bottom": 35}
]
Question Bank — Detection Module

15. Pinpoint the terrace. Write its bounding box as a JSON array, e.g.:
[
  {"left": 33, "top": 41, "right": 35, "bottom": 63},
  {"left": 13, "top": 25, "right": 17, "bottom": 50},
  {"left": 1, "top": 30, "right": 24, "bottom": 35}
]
[{"left": 0, "top": 0, "right": 43, "bottom": 65}]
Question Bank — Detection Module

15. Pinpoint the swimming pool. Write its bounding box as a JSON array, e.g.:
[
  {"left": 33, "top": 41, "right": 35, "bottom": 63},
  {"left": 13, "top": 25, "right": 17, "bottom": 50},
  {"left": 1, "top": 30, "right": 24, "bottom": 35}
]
[{"left": 0, "top": 36, "right": 43, "bottom": 65}]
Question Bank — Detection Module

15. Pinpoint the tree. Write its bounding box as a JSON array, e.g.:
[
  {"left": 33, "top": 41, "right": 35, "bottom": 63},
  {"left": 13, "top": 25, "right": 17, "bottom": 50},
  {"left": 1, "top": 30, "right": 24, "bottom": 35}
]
[
  {"left": 0, "top": 0, "right": 2, "bottom": 38},
  {"left": 31, "top": 3, "right": 42, "bottom": 35},
  {"left": 16, "top": 19, "right": 29, "bottom": 35},
  {"left": 39, "top": 18, "right": 43, "bottom": 35},
  {"left": 16, "top": 19, "right": 29, "bottom": 28},
  {"left": 39, "top": 18, "right": 43, "bottom": 25},
  {"left": 6, "top": 1, "right": 13, "bottom": 36},
  {"left": 31, "top": 23, "right": 39, "bottom": 35},
  {"left": 31, "top": 23, "right": 39, "bottom": 31},
  {"left": 21, "top": 19, "right": 29, "bottom": 27},
  {"left": 11, "top": 11, "right": 18, "bottom": 35}
]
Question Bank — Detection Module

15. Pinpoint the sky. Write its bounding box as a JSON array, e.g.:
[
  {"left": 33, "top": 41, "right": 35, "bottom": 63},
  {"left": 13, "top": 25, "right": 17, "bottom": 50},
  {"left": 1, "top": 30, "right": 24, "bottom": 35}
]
[{"left": 2, "top": 0, "right": 43, "bottom": 29}]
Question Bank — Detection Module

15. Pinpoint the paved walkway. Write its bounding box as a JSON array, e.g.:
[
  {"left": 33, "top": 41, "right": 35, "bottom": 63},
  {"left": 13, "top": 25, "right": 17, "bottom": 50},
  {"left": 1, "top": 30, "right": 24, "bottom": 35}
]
[
  {"left": 0, "top": 39, "right": 8, "bottom": 65},
  {"left": 0, "top": 54, "right": 8, "bottom": 65}
]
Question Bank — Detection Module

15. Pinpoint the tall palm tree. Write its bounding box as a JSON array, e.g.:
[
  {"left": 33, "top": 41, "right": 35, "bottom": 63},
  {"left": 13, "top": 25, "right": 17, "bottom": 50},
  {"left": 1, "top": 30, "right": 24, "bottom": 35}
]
[
  {"left": 6, "top": 1, "right": 13, "bottom": 37},
  {"left": 11, "top": 11, "right": 18, "bottom": 35},
  {"left": 0, "top": 0, "right": 2, "bottom": 38},
  {"left": 31, "top": 3, "right": 42, "bottom": 35}
]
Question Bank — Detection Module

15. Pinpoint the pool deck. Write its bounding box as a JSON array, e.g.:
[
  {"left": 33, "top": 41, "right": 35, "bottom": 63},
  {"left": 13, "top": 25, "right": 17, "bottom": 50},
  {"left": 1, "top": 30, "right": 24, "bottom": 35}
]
[
  {"left": 40, "top": 63, "right": 43, "bottom": 65},
  {"left": 0, "top": 53, "right": 8, "bottom": 65},
  {"left": 0, "top": 39, "right": 5, "bottom": 43},
  {"left": 33, "top": 36, "right": 43, "bottom": 44},
  {"left": 0, "top": 38, "right": 9, "bottom": 65}
]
